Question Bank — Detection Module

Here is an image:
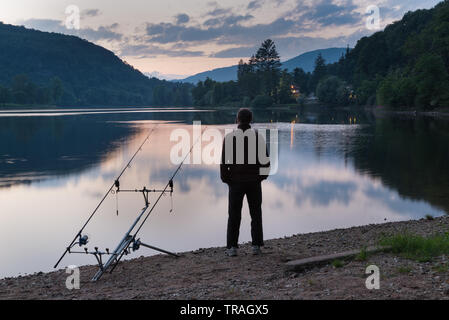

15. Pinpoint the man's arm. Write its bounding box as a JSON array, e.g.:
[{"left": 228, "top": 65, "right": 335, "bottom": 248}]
[
  {"left": 258, "top": 132, "right": 270, "bottom": 181},
  {"left": 220, "top": 136, "right": 231, "bottom": 184}
]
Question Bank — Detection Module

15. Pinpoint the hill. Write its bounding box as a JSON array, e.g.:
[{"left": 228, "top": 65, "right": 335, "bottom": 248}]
[
  {"left": 179, "top": 65, "right": 238, "bottom": 84},
  {"left": 281, "top": 48, "right": 348, "bottom": 74},
  {"left": 0, "top": 22, "right": 192, "bottom": 106},
  {"left": 179, "top": 48, "right": 348, "bottom": 83},
  {"left": 326, "top": 0, "right": 449, "bottom": 109}
]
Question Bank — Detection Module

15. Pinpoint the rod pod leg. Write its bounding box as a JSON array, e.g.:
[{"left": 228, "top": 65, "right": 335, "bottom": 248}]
[
  {"left": 91, "top": 235, "right": 133, "bottom": 282},
  {"left": 137, "top": 240, "right": 180, "bottom": 258}
]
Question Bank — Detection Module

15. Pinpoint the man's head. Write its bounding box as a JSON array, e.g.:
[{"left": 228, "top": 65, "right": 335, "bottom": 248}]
[{"left": 236, "top": 108, "right": 253, "bottom": 125}]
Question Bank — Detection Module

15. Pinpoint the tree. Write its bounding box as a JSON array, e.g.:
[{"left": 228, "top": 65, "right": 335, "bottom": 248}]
[
  {"left": 253, "top": 39, "right": 282, "bottom": 72},
  {"left": 292, "top": 67, "right": 310, "bottom": 96},
  {"left": 316, "top": 76, "right": 349, "bottom": 105},
  {"left": 237, "top": 59, "right": 254, "bottom": 80},
  {"left": 252, "top": 39, "right": 282, "bottom": 98},
  {"left": 310, "top": 53, "right": 327, "bottom": 93},
  {"left": 413, "top": 53, "right": 449, "bottom": 109},
  {"left": 11, "top": 74, "right": 37, "bottom": 104},
  {"left": 50, "top": 77, "right": 63, "bottom": 104},
  {"left": 192, "top": 81, "right": 206, "bottom": 105},
  {"left": 251, "top": 95, "right": 273, "bottom": 109},
  {"left": 356, "top": 79, "right": 379, "bottom": 106},
  {"left": 0, "top": 86, "right": 10, "bottom": 104},
  {"left": 278, "top": 70, "right": 295, "bottom": 104}
]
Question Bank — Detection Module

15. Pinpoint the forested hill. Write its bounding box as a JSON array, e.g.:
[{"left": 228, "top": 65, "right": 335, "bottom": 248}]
[
  {"left": 0, "top": 22, "right": 192, "bottom": 106},
  {"left": 325, "top": 0, "right": 449, "bottom": 109}
]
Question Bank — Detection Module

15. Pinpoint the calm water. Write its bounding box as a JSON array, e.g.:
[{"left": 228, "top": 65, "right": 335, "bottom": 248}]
[{"left": 0, "top": 107, "right": 448, "bottom": 278}]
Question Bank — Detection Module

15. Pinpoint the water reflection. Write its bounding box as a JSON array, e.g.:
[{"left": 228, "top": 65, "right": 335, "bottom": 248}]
[{"left": 0, "top": 107, "right": 447, "bottom": 278}]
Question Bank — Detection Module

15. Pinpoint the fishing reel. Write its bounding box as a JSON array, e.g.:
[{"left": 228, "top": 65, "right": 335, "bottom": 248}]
[
  {"left": 67, "top": 234, "right": 90, "bottom": 252},
  {"left": 132, "top": 238, "right": 142, "bottom": 252},
  {"left": 70, "top": 233, "right": 89, "bottom": 248},
  {"left": 79, "top": 234, "right": 89, "bottom": 246}
]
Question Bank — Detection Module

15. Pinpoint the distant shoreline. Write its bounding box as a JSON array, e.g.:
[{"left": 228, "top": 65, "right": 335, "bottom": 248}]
[
  {"left": 0, "top": 104, "right": 194, "bottom": 110},
  {"left": 193, "top": 102, "right": 449, "bottom": 116},
  {"left": 2, "top": 104, "right": 449, "bottom": 121}
]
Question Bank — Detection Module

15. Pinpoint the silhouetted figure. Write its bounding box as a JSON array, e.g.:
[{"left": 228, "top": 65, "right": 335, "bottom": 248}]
[{"left": 221, "top": 108, "right": 270, "bottom": 256}]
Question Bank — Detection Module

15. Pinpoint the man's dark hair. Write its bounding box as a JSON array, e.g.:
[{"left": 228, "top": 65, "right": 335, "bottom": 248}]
[{"left": 237, "top": 108, "right": 253, "bottom": 124}]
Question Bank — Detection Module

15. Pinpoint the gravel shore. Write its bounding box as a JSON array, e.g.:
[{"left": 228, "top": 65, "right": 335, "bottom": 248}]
[{"left": 1, "top": 216, "right": 449, "bottom": 300}]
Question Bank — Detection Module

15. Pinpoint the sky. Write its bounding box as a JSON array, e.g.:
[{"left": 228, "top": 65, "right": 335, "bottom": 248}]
[{"left": 0, "top": 0, "right": 443, "bottom": 79}]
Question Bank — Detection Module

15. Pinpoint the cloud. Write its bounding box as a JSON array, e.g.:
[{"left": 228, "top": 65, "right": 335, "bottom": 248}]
[
  {"left": 80, "top": 25, "right": 122, "bottom": 41},
  {"left": 290, "top": 0, "right": 361, "bottom": 27},
  {"left": 207, "top": 7, "right": 233, "bottom": 17},
  {"left": 303, "top": 0, "right": 360, "bottom": 26},
  {"left": 301, "top": 181, "right": 357, "bottom": 207},
  {"left": 20, "top": 18, "right": 123, "bottom": 42},
  {"left": 204, "top": 14, "right": 254, "bottom": 27},
  {"left": 247, "top": 0, "right": 264, "bottom": 10},
  {"left": 119, "top": 43, "right": 204, "bottom": 58},
  {"left": 275, "top": 0, "right": 287, "bottom": 6},
  {"left": 142, "top": 0, "right": 365, "bottom": 50},
  {"left": 145, "top": 23, "right": 221, "bottom": 43},
  {"left": 175, "top": 13, "right": 190, "bottom": 25},
  {"left": 145, "top": 17, "right": 295, "bottom": 45},
  {"left": 17, "top": 0, "right": 436, "bottom": 63},
  {"left": 82, "top": 9, "right": 101, "bottom": 18},
  {"left": 210, "top": 30, "right": 368, "bottom": 59},
  {"left": 144, "top": 71, "right": 187, "bottom": 80}
]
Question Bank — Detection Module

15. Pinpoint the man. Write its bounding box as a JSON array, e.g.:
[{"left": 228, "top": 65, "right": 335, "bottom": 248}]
[{"left": 221, "top": 108, "right": 270, "bottom": 257}]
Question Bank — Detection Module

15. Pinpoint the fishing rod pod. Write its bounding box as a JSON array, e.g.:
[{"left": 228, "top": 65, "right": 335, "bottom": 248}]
[{"left": 54, "top": 124, "right": 206, "bottom": 282}]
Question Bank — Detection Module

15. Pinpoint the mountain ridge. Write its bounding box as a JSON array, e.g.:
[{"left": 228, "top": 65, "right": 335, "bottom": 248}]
[{"left": 178, "top": 47, "right": 348, "bottom": 84}]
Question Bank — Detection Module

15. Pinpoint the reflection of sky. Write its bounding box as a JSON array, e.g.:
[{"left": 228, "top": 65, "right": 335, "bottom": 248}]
[{"left": 0, "top": 121, "right": 445, "bottom": 279}]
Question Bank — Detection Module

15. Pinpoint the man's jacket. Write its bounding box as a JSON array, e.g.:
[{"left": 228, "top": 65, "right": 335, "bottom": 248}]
[{"left": 220, "top": 124, "right": 270, "bottom": 184}]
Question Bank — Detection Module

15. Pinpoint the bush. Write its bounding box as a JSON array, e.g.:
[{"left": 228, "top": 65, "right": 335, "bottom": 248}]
[
  {"left": 242, "top": 96, "right": 251, "bottom": 108},
  {"left": 251, "top": 95, "right": 273, "bottom": 109},
  {"left": 316, "top": 76, "right": 350, "bottom": 106},
  {"left": 356, "top": 79, "right": 378, "bottom": 105},
  {"left": 377, "top": 71, "right": 417, "bottom": 109}
]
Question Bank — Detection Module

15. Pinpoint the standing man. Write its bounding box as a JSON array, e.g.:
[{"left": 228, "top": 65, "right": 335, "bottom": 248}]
[{"left": 221, "top": 108, "right": 270, "bottom": 256}]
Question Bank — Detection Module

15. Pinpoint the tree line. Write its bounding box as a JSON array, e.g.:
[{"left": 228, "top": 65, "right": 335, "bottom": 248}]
[
  {"left": 317, "top": 0, "right": 449, "bottom": 110},
  {"left": 0, "top": 73, "right": 193, "bottom": 107},
  {"left": 0, "top": 75, "right": 63, "bottom": 106},
  {"left": 192, "top": 39, "right": 311, "bottom": 108},
  {"left": 193, "top": 0, "right": 449, "bottom": 110},
  {"left": 191, "top": 39, "right": 362, "bottom": 108}
]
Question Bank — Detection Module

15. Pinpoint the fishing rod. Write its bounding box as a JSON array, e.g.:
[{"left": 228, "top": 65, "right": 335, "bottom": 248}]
[
  {"left": 53, "top": 124, "right": 159, "bottom": 269},
  {"left": 91, "top": 125, "right": 208, "bottom": 282}
]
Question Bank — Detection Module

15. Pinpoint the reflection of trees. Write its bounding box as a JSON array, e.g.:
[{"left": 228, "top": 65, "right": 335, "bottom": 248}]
[
  {"left": 349, "top": 116, "right": 449, "bottom": 213},
  {"left": 0, "top": 115, "right": 137, "bottom": 188}
]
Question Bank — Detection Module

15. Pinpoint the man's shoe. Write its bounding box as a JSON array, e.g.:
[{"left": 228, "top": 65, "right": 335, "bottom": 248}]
[
  {"left": 252, "top": 245, "right": 262, "bottom": 255},
  {"left": 226, "top": 247, "right": 238, "bottom": 257}
]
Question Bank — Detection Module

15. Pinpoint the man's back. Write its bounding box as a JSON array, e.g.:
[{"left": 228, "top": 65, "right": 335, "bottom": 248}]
[{"left": 220, "top": 123, "right": 270, "bottom": 184}]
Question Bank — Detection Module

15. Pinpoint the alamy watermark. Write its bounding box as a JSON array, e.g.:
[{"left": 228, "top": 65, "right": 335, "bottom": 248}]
[
  {"left": 65, "top": 265, "right": 80, "bottom": 290},
  {"left": 65, "top": 5, "right": 81, "bottom": 30},
  {"left": 366, "top": 5, "right": 381, "bottom": 31},
  {"left": 169, "top": 122, "right": 278, "bottom": 176},
  {"left": 365, "top": 265, "right": 380, "bottom": 290}
]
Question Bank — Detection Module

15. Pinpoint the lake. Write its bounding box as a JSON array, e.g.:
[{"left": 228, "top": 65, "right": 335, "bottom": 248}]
[{"left": 0, "top": 106, "right": 448, "bottom": 279}]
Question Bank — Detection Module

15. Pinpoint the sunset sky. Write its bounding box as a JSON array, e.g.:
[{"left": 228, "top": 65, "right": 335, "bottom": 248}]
[{"left": 0, "top": 0, "right": 442, "bottom": 79}]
